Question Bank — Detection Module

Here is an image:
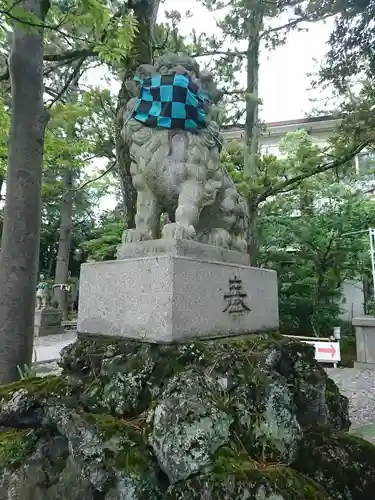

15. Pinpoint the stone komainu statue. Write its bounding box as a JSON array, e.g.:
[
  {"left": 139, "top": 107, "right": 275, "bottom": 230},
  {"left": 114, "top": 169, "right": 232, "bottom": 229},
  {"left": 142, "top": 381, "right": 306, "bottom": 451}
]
[
  {"left": 121, "top": 54, "right": 249, "bottom": 253},
  {"left": 35, "top": 281, "right": 51, "bottom": 310}
]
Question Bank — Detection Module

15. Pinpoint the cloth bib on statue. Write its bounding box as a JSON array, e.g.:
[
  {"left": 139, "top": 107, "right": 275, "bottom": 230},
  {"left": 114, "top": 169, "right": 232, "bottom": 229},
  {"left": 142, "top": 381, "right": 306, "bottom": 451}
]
[{"left": 133, "top": 73, "right": 210, "bottom": 130}]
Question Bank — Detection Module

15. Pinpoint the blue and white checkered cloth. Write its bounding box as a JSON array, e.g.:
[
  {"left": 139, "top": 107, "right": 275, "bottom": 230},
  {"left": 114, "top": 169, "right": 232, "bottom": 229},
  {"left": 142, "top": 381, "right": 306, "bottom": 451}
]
[{"left": 133, "top": 73, "right": 210, "bottom": 130}]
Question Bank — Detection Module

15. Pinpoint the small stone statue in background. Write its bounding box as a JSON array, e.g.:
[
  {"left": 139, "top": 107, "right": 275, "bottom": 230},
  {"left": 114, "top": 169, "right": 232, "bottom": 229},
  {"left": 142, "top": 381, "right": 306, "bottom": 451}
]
[
  {"left": 35, "top": 278, "right": 51, "bottom": 310},
  {"left": 34, "top": 277, "right": 63, "bottom": 337}
]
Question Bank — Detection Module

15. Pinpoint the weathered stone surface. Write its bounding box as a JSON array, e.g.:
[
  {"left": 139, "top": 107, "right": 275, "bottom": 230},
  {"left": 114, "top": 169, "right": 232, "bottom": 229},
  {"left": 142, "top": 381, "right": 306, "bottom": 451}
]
[
  {"left": 77, "top": 252, "right": 279, "bottom": 342},
  {"left": 0, "top": 334, "right": 372, "bottom": 499},
  {"left": 116, "top": 239, "right": 250, "bottom": 265},
  {"left": 293, "top": 426, "right": 375, "bottom": 500},
  {"left": 0, "top": 409, "right": 161, "bottom": 499},
  {"left": 232, "top": 371, "right": 301, "bottom": 464},
  {"left": 148, "top": 369, "right": 233, "bottom": 484},
  {"left": 352, "top": 315, "right": 375, "bottom": 368},
  {"left": 34, "top": 308, "right": 63, "bottom": 337},
  {"left": 277, "top": 341, "right": 350, "bottom": 431}
]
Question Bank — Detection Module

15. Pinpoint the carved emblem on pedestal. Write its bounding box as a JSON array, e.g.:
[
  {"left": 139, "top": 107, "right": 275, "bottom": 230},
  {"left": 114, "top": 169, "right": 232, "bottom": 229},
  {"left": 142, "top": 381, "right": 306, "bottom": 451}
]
[{"left": 223, "top": 275, "right": 250, "bottom": 314}]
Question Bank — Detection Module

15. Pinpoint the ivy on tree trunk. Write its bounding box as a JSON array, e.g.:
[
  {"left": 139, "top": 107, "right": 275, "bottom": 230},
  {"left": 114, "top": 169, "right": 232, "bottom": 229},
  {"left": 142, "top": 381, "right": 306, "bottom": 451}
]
[{"left": 0, "top": 0, "right": 50, "bottom": 383}]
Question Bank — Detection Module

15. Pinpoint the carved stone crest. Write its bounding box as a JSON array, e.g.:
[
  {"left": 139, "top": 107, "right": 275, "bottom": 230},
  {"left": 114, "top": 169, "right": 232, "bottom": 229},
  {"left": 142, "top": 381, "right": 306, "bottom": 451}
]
[{"left": 223, "top": 276, "right": 250, "bottom": 314}]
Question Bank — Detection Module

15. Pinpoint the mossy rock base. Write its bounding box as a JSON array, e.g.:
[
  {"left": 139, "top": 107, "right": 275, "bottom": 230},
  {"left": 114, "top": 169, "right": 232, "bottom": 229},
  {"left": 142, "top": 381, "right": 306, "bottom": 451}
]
[
  {"left": 293, "top": 426, "right": 375, "bottom": 500},
  {"left": 166, "top": 466, "right": 330, "bottom": 500},
  {"left": 0, "top": 333, "right": 371, "bottom": 499}
]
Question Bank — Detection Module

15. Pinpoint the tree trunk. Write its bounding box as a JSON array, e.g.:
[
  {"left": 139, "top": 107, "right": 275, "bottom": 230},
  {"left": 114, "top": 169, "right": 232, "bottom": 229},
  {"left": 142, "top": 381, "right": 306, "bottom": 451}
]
[
  {"left": 310, "top": 270, "right": 325, "bottom": 337},
  {"left": 115, "top": 0, "right": 160, "bottom": 227},
  {"left": 116, "top": 76, "right": 138, "bottom": 227},
  {"left": 0, "top": 0, "right": 49, "bottom": 383},
  {"left": 243, "top": 12, "right": 263, "bottom": 179},
  {"left": 53, "top": 76, "right": 79, "bottom": 319},
  {"left": 243, "top": 12, "right": 263, "bottom": 265},
  {"left": 54, "top": 167, "right": 73, "bottom": 319},
  {"left": 247, "top": 199, "right": 259, "bottom": 267}
]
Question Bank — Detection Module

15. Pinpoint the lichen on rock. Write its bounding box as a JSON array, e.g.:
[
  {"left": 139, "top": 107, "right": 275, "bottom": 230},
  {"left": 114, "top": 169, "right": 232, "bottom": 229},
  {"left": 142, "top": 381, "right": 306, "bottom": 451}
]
[
  {"left": 0, "top": 333, "right": 373, "bottom": 498},
  {"left": 276, "top": 341, "right": 350, "bottom": 431},
  {"left": 148, "top": 368, "right": 233, "bottom": 484},
  {"left": 293, "top": 425, "right": 375, "bottom": 500}
]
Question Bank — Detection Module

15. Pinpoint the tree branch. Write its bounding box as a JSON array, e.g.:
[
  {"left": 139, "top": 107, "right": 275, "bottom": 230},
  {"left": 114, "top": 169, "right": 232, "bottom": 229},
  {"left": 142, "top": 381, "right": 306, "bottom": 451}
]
[
  {"left": 224, "top": 89, "right": 246, "bottom": 95},
  {"left": 44, "top": 48, "right": 96, "bottom": 63},
  {"left": 3, "top": 2, "right": 128, "bottom": 64},
  {"left": 192, "top": 50, "right": 246, "bottom": 58},
  {"left": 44, "top": 85, "right": 66, "bottom": 104},
  {"left": 256, "top": 139, "right": 373, "bottom": 204},
  {"left": 72, "top": 161, "right": 117, "bottom": 192},
  {"left": 46, "top": 58, "right": 85, "bottom": 109},
  {"left": 260, "top": 11, "right": 336, "bottom": 41}
]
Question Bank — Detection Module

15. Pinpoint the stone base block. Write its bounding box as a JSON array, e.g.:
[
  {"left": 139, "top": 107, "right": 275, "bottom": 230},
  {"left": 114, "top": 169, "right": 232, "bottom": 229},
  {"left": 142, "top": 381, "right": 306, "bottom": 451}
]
[
  {"left": 34, "top": 308, "right": 63, "bottom": 337},
  {"left": 352, "top": 315, "right": 375, "bottom": 365},
  {"left": 78, "top": 241, "right": 279, "bottom": 343},
  {"left": 35, "top": 325, "right": 65, "bottom": 337},
  {"left": 116, "top": 238, "right": 251, "bottom": 266}
]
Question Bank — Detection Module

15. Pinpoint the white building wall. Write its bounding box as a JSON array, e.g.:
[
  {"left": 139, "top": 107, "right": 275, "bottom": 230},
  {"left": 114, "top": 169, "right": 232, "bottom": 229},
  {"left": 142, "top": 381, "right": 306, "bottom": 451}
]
[{"left": 340, "top": 280, "right": 366, "bottom": 321}]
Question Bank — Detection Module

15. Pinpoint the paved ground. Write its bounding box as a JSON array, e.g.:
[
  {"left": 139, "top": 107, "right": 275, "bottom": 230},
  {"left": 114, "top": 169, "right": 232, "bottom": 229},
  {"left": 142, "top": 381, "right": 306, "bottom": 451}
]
[
  {"left": 34, "top": 331, "right": 77, "bottom": 363},
  {"left": 33, "top": 331, "right": 76, "bottom": 377}
]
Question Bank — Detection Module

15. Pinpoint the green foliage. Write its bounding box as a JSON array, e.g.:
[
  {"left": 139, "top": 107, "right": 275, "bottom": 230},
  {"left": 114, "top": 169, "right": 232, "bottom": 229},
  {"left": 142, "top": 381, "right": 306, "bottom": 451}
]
[
  {"left": 260, "top": 181, "right": 375, "bottom": 336},
  {"left": 81, "top": 211, "right": 123, "bottom": 261},
  {"left": 37, "top": 84, "right": 118, "bottom": 278},
  {"left": 221, "top": 130, "right": 359, "bottom": 201},
  {"left": 195, "top": 0, "right": 342, "bottom": 125},
  {"left": 223, "top": 130, "right": 375, "bottom": 336},
  {"left": 0, "top": 0, "right": 136, "bottom": 280},
  {"left": 0, "top": 0, "right": 138, "bottom": 64},
  {"left": 319, "top": 1, "right": 375, "bottom": 90},
  {"left": 17, "top": 364, "right": 37, "bottom": 379}
]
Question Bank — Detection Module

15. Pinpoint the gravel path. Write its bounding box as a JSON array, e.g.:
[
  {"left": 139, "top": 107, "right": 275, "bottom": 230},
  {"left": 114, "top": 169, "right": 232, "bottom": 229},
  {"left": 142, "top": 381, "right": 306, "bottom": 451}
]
[{"left": 327, "top": 367, "right": 375, "bottom": 435}]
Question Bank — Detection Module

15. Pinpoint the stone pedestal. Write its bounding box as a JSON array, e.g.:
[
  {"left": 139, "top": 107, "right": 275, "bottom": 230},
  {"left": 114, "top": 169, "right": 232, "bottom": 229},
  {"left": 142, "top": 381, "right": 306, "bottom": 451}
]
[
  {"left": 352, "top": 316, "right": 375, "bottom": 369},
  {"left": 34, "top": 308, "right": 64, "bottom": 337},
  {"left": 78, "top": 240, "right": 279, "bottom": 343}
]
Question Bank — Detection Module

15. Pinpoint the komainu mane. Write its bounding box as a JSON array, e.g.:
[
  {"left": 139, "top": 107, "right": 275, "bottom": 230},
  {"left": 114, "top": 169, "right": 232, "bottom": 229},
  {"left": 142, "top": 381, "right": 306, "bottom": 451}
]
[{"left": 120, "top": 54, "right": 249, "bottom": 253}]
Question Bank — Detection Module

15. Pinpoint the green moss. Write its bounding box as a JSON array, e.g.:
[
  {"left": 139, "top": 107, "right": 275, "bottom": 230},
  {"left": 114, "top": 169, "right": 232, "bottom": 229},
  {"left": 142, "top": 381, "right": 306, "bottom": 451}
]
[
  {"left": 324, "top": 378, "right": 350, "bottom": 431},
  {"left": 212, "top": 445, "right": 258, "bottom": 476},
  {"left": 293, "top": 426, "right": 375, "bottom": 499},
  {"left": 81, "top": 413, "right": 151, "bottom": 475},
  {"left": 59, "top": 337, "right": 144, "bottom": 376},
  {"left": 61, "top": 334, "right": 286, "bottom": 383},
  {"left": 166, "top": 464, "right": 330, "bottom": 499},
  {"left": 0, "top": 429, "right": 38, "bottom": 469},
  {"left": 0, "top": 375, "right": 70, "bottom": 402}
]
